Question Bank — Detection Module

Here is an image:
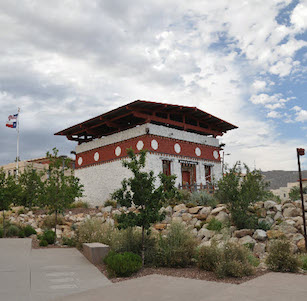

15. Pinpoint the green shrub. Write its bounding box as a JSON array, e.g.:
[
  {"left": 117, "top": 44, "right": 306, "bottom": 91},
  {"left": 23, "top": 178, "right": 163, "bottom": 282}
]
[
  {"left": 257, "top": 220, "right": 271, "bottom": 231},
  {"left": 76, "top": 218, "right": 113, "bottom": 248},
  {"left": 197, "top": 243, "right": 222, "bottom": 271},
  {"left": 18, "top": 230, "right": 25, "bottom": 238},
  {"left": 6, "top": 225, "right": 20, "bottom": 237},
  {"left": 190, "top": 191, "right": 217, "bottom": 207},
  {"left": 247, "top": 253, "right": 260, "bottom": 267},
  {"left": 23, "top": 225, "right": 37, "bottom": 237},
  {"left": 0, "top": 227, "right": 3, "bottom": 238},
  {"left": 266, "top": 239, "right": 300, "bottom": 272},
  {"left": 42, "top": 215, "right": 64, "bottom": 229},
  {"left": 198, "top": 242, "right": 255, "bottom": 278},
  {"left": 110, "top": 228, "right": 157, "bottom": 265},
  {"left": 69, "top": 201, "right": 89, "bottom": 209},
  {"left": 154, "top": 223, "right": 197, "bottom": 267},
  {"left": 300, "top": 254, "right": 307, "bottom": 270},
  {"left": 41, "top": 230, "right": 56, "bottom": 245},
  {"left": 62, "top": 236, "right": 76, "bottom": 247},
  {"left": 104, "top": 200, "right": 117, "bottom": 208},
  {"left": 39, "top": 240, "right": 48, "bottom": 247},
  {"left": 207, "top": 218, "right": 223, "bottom": 231},
  {"left": 104, "top": 251, "right": 142, "bottom": 277}
]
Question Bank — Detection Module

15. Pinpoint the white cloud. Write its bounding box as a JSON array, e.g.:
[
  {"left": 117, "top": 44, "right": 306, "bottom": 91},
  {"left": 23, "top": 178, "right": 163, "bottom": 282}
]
[
  {"left": 296, "top": 109, "right": 307, "bottom": 122},
  {"left": 252, "top": 80, "right": 267, "bottom": 92},
  {"left": 250, "top": 93, "right": 281, "bottom": 105},
  {"left": 267, "top": 111, "right": 282, "bottom": 118},
  {"left": 291, "top": 0, "right": 307, "bottom": 31}
]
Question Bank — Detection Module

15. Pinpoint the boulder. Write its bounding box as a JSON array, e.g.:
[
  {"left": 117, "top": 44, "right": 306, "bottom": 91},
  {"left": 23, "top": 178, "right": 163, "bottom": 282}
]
[
  {"left": 215, "top": 211, "right": 229, "bottom": 223},
  {"left": 189, "top": 218, "right": 198, "bottom": 227},
  {"left": 182, "top": 213, "right": 193, "bottom": 222},
  {"left": 267, "top": 230, "right": 284, "bottom": 239},
  {"left": 253, "top": 242, "right": 266, "bottom": 257},
  {"left": 172, "top": 216, "right": 183, "bottom": 223},
  {"left": 278, "top": 222, "right": 298, "bottom": 234},
  {"left": 253, "top": 229, "right": 267, "bottom": 241},
  {"left": 273, "top": 211, "right": 283, "bottom": 221},
  {"left": 234, "top": 229, "right": 254, "bottom": 238},
  {"left": 264, "top": 200, "right": 277, "bottom": 210},
  {"left": 297, "top": 239, "right": 306, "bottom": 252},
  {"left": 239, "top": 235, "right": 256, "bottom": 247},
  {"left": 199, "top": 207, "right": 212, "bottom": 217},
  {"left": 211, "top": 206, "right": 226, "bottom": 216},
  {"left": 195, "top": 214, "right": 208, "bottom": 220},
  {"left": 197, "top": 228, "right": 214, "bottom": 241},
  {"left": 173, "top": 204, "right": 187, "bottom": 212},
  {"left": 188, "top": 206, "right": 203, "bottom": 214},
  {"left": 283, "top": 207, "right": 301, "bottom": 218}
]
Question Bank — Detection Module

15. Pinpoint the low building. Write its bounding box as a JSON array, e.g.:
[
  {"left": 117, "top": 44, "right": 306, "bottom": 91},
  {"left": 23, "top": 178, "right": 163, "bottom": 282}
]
[
  {"left": 271, "top": 179, "right": 307, "bottom": 201},
  {"left": 55, "top": 100, "right": 237, "bottom": 206},
  {"left": 0, "top": 157, "right": 74, "bottom": 179}
]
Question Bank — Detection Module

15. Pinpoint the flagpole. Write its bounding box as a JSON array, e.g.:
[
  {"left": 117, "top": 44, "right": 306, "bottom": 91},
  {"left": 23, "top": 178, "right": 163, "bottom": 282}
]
[{"left": 16, "top": 107, "right": 20, "bottom": 177}]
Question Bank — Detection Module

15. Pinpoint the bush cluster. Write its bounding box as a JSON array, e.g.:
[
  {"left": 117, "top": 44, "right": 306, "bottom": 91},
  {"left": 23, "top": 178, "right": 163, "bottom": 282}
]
[
  {"left": 75, "top": 218, "right": 113, "bottom": 248},
  {"left": 42, "top": 215, "right": 64, "bottom": 229},
  {"left": 154, "top": 223, "right": 197, "bottom": 267},
  {"left": 38, "top": 229, "right": 56, "bottom": 246},
  {"left": 198, "top": 242, "right": 256, "bottom": 278},
  {"left": 62, "top": 236, "right": 76, "bottom": 247},
  {"left": 69, "top": 201, "right": 89, "bottom": 209},
  {"left": 266, "top": 239, "right": 300, "bottom": 272},
  {"left": 207, "top": 218, "right": 223, "bottom": 232},
  {"left": 104, "top": 251, "right": 142, "bottom": 277}
]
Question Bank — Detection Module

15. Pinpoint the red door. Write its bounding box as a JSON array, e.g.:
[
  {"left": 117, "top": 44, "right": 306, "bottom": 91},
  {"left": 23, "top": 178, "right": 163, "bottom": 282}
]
[{"left": 182, "top": 171, "right": 191, "bottom": 186}]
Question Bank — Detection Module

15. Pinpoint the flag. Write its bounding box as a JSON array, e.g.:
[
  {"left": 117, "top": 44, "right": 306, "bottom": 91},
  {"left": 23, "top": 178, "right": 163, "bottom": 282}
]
[{"left": 6, "top": 114, "right": 18, "bottom": 128}]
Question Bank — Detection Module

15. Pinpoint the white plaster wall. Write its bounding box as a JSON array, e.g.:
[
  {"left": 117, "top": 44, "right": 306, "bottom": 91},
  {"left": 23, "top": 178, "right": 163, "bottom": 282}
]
[
  {"left": 76, "top": 152, "right": 222, "bottom": 206},
  {"left": 76, "top": 123, "right": 219, "bottom": 154}
]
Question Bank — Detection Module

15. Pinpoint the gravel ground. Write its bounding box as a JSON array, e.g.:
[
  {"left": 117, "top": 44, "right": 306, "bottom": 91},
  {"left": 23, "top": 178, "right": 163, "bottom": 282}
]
[{"left": 94, "top": 262, "right": 268, "bottom": 285}]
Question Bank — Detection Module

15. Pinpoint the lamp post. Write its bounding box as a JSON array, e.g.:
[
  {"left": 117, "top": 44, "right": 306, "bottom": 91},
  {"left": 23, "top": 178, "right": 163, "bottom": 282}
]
[
  {"left": 222, "top": 152, "right": 231, "bottom": 175},
  {"left": 297, "top": 148, "right": 307, "bottom": 251}
]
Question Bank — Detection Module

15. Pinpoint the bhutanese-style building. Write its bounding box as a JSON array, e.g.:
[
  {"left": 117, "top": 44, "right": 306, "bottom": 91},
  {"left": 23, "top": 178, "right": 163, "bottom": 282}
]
[{"left": 55, "top": 100, "right": 237, "bottom": 206}]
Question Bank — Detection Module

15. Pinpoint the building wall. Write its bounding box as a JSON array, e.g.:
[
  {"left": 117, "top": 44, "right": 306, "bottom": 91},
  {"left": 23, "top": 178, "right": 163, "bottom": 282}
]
[
  {"left": 271, "top": 180, "right": 307, "bottom": 201},
  {"left": 74, "top": 124, "right": 222, "bottom": 206},
  {"left": 76, "top": 152, "right": 222, "bottom": 206}
]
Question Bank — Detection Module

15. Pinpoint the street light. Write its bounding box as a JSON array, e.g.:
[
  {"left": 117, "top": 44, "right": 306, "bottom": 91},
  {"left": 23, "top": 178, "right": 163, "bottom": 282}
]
[
  {"left": 222, "top": 152, "right": 231, "bottom": 175},
  {"left": 297, "top": 148, "right": 307, "bottom": 251}
]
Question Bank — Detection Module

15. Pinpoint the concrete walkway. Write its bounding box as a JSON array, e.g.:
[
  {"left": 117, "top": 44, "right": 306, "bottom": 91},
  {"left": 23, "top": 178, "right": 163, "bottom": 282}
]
[{"left": 0, "top": 239, "right": 111, "bottom": 301}]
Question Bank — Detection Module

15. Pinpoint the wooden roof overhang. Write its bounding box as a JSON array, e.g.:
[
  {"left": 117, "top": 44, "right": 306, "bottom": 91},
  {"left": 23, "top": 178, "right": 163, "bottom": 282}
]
[{"left": 54, "top": 100, "right": 238, "bottom": 144}]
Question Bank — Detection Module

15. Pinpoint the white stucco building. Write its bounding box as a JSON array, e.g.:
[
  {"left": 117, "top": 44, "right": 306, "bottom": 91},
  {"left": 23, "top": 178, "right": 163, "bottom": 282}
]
[{"left": 55, "top": 100, "right": 237, "bottom": 206}]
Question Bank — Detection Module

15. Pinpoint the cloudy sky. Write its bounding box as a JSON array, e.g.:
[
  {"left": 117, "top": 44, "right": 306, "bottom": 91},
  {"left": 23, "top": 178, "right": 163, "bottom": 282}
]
[{"left": 0, "top": 0, "right": 306, "bottom": 171}]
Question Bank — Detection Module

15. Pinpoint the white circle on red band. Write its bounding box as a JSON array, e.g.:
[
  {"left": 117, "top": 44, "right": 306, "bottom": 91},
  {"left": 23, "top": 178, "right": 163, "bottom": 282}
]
[
  {"left": 151, "top": 139, "right": 158, "bottom": 150},
  {"left": 174, "top": 143, "right": 181, "bottom": 153},
  {"left": 115, "top": 146, "right": 121, "bottom": 156},
  {"left": 94, "top": 152, "right": 99, "bottom": 161},
  {"left": 213, "top": 150, "right": 219, "bottom": 159},
  {"left": 137, "top": 140, "right": 144, "bottom": 150},
  {"left": 78, "top": 157, "right": 83, "bottom": 166},
  {"left": 195, "top": 147, "right": 201, "bottom": 156}
]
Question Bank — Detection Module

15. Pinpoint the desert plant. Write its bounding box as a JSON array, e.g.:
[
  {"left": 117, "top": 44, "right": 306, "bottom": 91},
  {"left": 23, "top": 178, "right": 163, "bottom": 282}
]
[
  {"left": 216, "top": 163, "right": 269, "bottom": 229},
  {"left": 18, "top": 229, "right": 25, "bottom": 238},
  {"left": 75, "top": 218, "right": 113, "bottom": 248},
  {"left": 197, "top": 243, "right": 222, "bottom": 271},
  {"left": 104, "top": 251, "right": 142, "bottom": 277},
  {"left": 110, "top": 227, "right": 157, "bottom": 265},
  {"left": 40, "top": 229, "right": 56, "bottom": 245},
  {"left": 62, "top": 236, "right": 76, "bottom": 247},
  {"left": 6, "top": 225, "right": 20, "bottom": 237},
  {"left": 39, "top": 240, "right": 48, "bottom": 247},
  {"left": 207, "top": 218, "right": 223, "bottom": 231},
  {"left": 69, "top": 201, "right": 89, "bottom": 209},
  {"left": 23, "top": 225, "right": 37, "bottom": 237},
  {"left": 299, "top": 254, "right": 307, "bottom": 270},
  {"left": 154, "top": 222, "right": 197, "bottom": 267},
  {"left": 266, "top": 239, "right": 300, "bottom": 272},
  {"left": 42, "top": 214, "right": 64, "bottom": 229},
  {"left": 289, "top": 186, "right": 307, "bottom": 202},
  {"left": 104, "top": 200, "right": 117, "bottom": 208},
  {"left": 198, "top": 242, "right": 255, "bottom": 278},
  {"left": 0, "top": 227, "right": 3, "bottom": 238},
  {"left": 190, "top": 191, "right": 217, "bottom": 207},
  {"left": 17, "top": 208, "right": 25, "bottom": 215}
]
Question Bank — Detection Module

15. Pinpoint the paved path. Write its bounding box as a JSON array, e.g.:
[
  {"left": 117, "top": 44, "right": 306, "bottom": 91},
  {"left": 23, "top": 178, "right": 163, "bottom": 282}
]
[
  {"left": 0, "top": 239, "right": 111, "bottom": 301},
  {"left": 54, "top": 272, "right": 307, "bottom": 301},
  {"left": 1, "top": 239, "right": 307, "bottom": 301}
]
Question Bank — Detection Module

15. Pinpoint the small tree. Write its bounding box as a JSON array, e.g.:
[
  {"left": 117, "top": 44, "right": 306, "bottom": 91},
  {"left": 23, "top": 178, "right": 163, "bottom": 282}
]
[
  {"left": 19, "top": 166, "right": 44, "bottom": 208},
  {"left": 41, "top": 148, "right": 83, "bottom": 241},
  {"left": 216, "top": 163, "right": 269, "bottom": 229},
  {"left": 0, "top": 169, "right": 22, "bottom": 237},
  {"left": 289, "top": 186, "right": 307, "bottom": 202},
  {"left": 112, "top": 148, "right": 173, "bottom": 266}
]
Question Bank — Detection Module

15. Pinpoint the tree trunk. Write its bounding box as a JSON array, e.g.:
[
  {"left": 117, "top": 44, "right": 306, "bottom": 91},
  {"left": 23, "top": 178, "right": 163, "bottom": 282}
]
[
  {"left": 2, "top": 210, "right": 5, "bottom": 238},
  {"left": 54, "top": 209, "right": 57, "bottom": 244},
  {"left": 141, "top": 225, "right": 145, "bottom": 267}
]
